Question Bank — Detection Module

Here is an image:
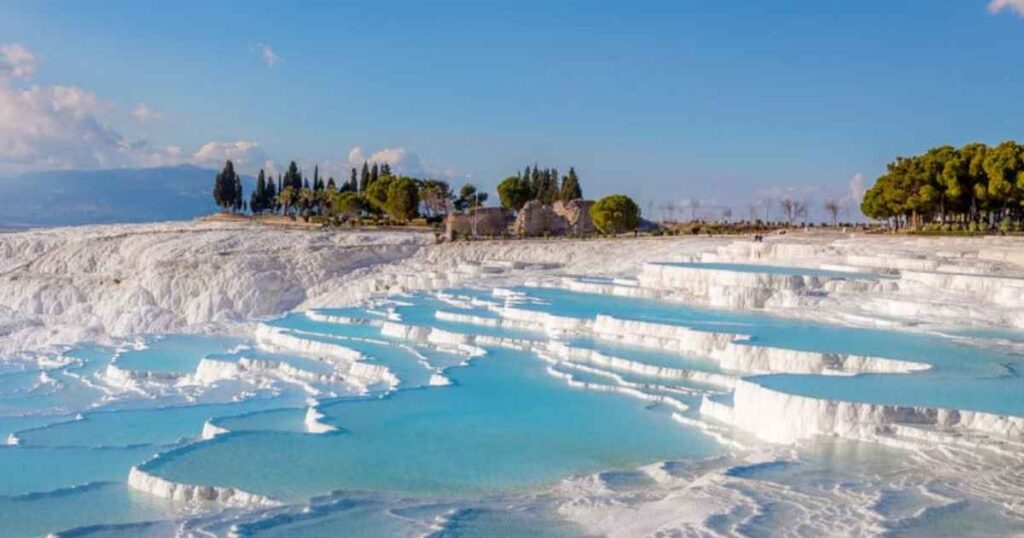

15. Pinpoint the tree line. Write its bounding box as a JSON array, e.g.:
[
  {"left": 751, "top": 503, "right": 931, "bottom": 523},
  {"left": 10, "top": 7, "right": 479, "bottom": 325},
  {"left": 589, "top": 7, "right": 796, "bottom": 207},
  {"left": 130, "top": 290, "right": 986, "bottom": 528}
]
[
  {"left": 213, "top": 159, "right": 492, "bottom": 223},
  {"left": 496, "top": 165, "right": 582, "bottom": 211},
  {"left": 861, "top": 141, "right": 1024, "bottom": 231}
]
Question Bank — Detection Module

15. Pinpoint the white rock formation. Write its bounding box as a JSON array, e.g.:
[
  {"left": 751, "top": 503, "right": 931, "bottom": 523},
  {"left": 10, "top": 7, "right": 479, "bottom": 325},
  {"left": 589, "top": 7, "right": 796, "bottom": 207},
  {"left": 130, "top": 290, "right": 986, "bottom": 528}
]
[{"left": 127, "top": 466, "right": 279, "bottom": 507}]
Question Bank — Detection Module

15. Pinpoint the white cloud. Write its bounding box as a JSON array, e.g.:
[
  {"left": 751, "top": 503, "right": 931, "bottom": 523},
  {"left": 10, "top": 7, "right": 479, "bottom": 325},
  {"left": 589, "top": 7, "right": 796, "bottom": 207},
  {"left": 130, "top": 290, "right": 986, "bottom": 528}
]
[
  {"left": 261, "top": 159, "right": 280, "bottom": 178},
  {"left": 0, "top": 80, "right": 175, "bottom": 173},
  {"left": 0, "top": 43, "right": 185, "bottom": 174},
  {"left": 131, "top": 103, "right": 163, "bottom": 123},
  {"left": 256, "top": 43, "right": 281, "bottom": 68},
  {"left": 191, "top": 140, "right": 268, "bottom": 172},
  {"left": 989, "top": 0, "right": 1024, "bottom": 16},
  {"left": 0, "top": 43, "right": 37, "bottom": 79},
  {"left": 846, "top": 172, "right": 866, "bottom": 204},
  {"left": 346, "top": 146, "right": 458, "bottom": 179}
]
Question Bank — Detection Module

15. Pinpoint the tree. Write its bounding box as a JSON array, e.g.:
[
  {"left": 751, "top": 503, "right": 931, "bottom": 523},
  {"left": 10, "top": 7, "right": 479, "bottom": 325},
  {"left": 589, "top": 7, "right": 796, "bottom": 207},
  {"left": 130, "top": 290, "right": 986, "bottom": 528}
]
[
  {"left": 420, "top": 179, "right": 454, "bottom": 218},
  {"left": 779, "top": 197, "right": 796, "bottom": 224},
  {"left": 497, "top": 176, "right": 534, "bottom": 211},
  {"left": 824, "top": 198, "right": 841, "bottom": 226},
  {"left": 456, "top": 183, "right": 487, "bottom": 210},
  {"left": 350, "top": 167, "right": 359, "bottom": 192},
  {"left": 983, "top": 141, "right": 1024, "bottom": 221},
  {"left": 590, "top": 194, "right": 640, "bottom": 234},
  {"left": 331, "top": 191, "right": 364, "bottom": 221},
  {"left": 297, "top": 187, "right": 318, "bottom": 220},
  {"left": 559, "top": 167, "right": 582, "bottom": 201},
  {"left": 251, "top": 169, "right": 268, "bottom": 214},
  {"left": 213, "top": 160, "right": 239, "bottom": 211},
  {"left": 285, "top": 161, "right": 302, "bottom": 191},
  {"left": 277, "top": 186, "right": 296, "bottom": 216},
  {"left": 385, "top": 177, "right": 420, "bottom": 221},
  {"left": 793, "top": 199, "right": 808, "bottom": 224},
  {"left": 370, "top": 163, "right": 380, "bottom": 185},
  {"left": 232, "top": 174, "right": 243, "bottom": 212},
  {"left": 265, "top": 176, "right": 277, "bottom": 213},
  {"left": 360, "top": 162, "right": 371, "bottom": 192},
  {"left": 365, "top": 174, "right": 395, "bottom": 214}
]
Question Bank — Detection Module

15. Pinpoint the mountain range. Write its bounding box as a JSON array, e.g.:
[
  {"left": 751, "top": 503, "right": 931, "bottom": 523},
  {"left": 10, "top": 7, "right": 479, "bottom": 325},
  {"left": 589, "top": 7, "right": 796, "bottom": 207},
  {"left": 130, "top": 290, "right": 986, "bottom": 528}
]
[{"left": 0, "top": 165, "right": 253, "bottom": 228}]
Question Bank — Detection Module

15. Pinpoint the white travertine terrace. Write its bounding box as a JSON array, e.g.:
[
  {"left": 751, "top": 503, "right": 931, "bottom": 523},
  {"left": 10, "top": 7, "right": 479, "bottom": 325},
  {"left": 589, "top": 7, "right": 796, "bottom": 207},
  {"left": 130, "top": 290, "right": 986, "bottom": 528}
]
[{"left": 127, "top": 466, "right": 280, "bottom": 507}]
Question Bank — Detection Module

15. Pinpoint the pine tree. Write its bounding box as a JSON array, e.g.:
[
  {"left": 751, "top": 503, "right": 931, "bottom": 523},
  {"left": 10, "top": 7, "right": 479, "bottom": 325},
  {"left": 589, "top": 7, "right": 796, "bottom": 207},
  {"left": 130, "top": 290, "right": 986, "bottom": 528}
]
[
  {"left": 327, "top": 177, "right": 336, "bottom": 190},
  {"left": 213, "top": 160, "right": 238, "bottom": 211},
  {"left": 251, "top": 169, "right": 267, "bottom": 213},
  {"left": 381, "top": 163, "right": 392, "bottom": 176},
  {"left": 266, "top": 176, "right": 277, "bottom": 213},
  {"left": 559, "top": 167, "right": 582, "bottom": 201},
  {"left": 360, "top": 162, "right": 370, "bottom": 192},
  {"left": 285, "top": 161, "right": 302, "bottom": 191},
  {"left": 232, "top": 173, "right": 243, "bottom": 212}
]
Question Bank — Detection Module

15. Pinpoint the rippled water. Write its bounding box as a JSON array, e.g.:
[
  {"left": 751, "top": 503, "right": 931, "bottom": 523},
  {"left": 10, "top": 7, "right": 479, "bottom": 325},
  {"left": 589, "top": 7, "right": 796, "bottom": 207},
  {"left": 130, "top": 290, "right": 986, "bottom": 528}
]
[{"left": 1, "top": 282, "right": 1022, "bottom": 536}]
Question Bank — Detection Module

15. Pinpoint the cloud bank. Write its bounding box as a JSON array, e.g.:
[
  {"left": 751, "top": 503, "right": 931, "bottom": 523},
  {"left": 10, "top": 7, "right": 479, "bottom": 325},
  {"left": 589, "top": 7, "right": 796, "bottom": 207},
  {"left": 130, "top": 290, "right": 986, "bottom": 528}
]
[
  {"left": 0, "top": 43, "right": 266, "bottom": 175},
  {"left": 131, "top": 103, "right": 163, "bottom": 123},
  {"left": 346, "top": 146, "right": 459, "bottom": 180},
  {"left": 989, "top": 0, "right": 1024, "bottom": 16}
]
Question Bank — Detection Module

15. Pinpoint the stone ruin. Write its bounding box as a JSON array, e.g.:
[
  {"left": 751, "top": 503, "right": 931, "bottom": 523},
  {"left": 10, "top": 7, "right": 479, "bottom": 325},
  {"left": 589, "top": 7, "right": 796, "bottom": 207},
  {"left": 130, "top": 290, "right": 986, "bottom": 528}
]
[
  {"left": 512, "top": 199, "right": 596, "bottom": 237},
  {"left": 444, "top": 207, "right": 510, "bottom": 240},
  {"left": 553, "top": 199, "right": 596, "bottom": 235},
  {"left": 444, "top": 199, "right": 596, "bottom": 239}
]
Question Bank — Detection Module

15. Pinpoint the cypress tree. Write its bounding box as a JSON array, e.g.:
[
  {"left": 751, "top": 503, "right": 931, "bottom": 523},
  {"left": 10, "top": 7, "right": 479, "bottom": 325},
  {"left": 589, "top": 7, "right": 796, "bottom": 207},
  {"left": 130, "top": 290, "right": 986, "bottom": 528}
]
[
  {"left": 266, "top": 176, "right": 277, "bottom": 213},
  {"left": 232, "top": 173, "right": 243, "bottom": 212},
  {"left": 371, "top": 163, "right": 379, "bottom": 184},
  {"left": 251, "top": 169, "right": 267, "bottom": 213},
  {"left": 285, "top": 161, "right": 302, "bottom": 191},
  {"left": 360, "top": 162, "right": 370, "bottom": 192},
  {"left": 350, "top": 167, "right": 359, "bottom": 192},
  {"left": 213, "top": 160, "right": 238, "bottom": 211},
  {"left": 559, "top": 167, "right": 582, "bottom": 201}
]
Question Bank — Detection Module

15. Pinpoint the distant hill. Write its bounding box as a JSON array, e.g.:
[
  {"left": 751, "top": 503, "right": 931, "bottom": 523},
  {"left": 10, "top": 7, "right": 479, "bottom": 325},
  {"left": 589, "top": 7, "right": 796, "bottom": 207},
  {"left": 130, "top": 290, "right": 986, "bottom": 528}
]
[{"left": 0, "top": 165, "right": 254, "bottom": 228}]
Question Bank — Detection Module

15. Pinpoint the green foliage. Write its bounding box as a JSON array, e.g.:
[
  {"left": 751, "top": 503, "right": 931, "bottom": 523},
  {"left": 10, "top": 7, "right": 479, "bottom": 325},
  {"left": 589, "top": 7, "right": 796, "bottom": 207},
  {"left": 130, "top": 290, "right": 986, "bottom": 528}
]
[
  {"left": 213, "top": 160, "right": 242, "bottom": 211},
  {"left": 364, "top": 175, "right": 395, "bottom": 213},
  {"left": 250, "top": 169, "right": 268, "bottom": 214},
  {"left": 559, "top": 167, "right": 582, "bottom": 201},
  {"left": 276, "top": 186, "right": 296, "bottom": 216},
  {"left": 385, "top": 177, "right": 420, "bottom": 221},
  {"left": 861, "top": 141, "right": 1024, "bottom": 231},
  {"left": 590, "top": 194, "right": 640, "bottom": 234},
  {"left": 497, "top": 176, "right": 534, "bottom": 211},
  {"left": 331, "top": 191, "right": 364, "bottom": 220},
  {"left": 419, "top": 179, "right": 453, "bottom": 217},
  {"left": 284, "top": 161, "right": 303, "bottom": 192},
  {"left": 456, "top": 183, "right": 487, "bottom": 210}
]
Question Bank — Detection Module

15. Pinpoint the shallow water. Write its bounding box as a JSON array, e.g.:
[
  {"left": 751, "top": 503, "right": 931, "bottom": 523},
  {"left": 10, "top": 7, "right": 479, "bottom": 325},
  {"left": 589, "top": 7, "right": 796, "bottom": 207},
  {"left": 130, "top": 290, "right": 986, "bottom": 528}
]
[{"left": 1, "top": 279, "right": 1022, "bottom": 535}]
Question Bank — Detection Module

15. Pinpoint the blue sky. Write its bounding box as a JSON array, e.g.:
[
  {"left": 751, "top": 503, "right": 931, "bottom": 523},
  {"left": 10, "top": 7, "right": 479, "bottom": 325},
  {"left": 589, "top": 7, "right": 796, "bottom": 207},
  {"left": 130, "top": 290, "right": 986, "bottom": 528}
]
[{"left": 1, "top": 0, "right": 1022, "bottom": 218}]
